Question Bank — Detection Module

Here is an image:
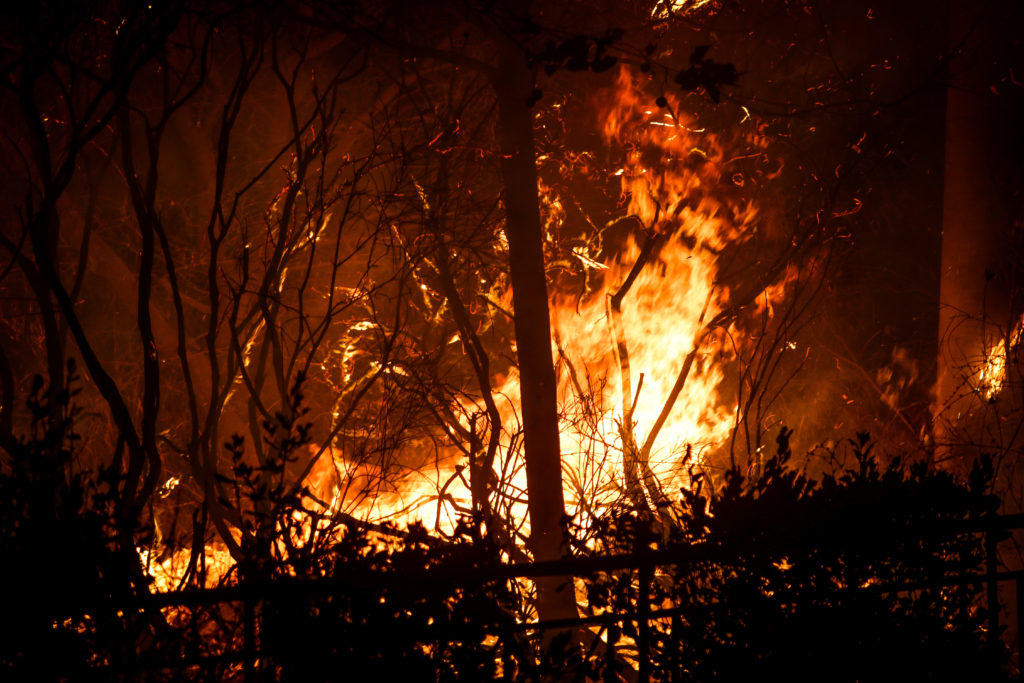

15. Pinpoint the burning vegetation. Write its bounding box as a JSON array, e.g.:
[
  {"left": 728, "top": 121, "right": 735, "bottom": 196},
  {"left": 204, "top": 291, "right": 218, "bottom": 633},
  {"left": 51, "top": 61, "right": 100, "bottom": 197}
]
[{"left": 0, "top": 0, "right": 1022, "bottom": 679}]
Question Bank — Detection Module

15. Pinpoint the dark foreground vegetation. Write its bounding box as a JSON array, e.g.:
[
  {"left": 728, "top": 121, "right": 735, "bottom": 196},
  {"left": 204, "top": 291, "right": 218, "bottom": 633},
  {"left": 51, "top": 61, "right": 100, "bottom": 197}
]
[{"left": 0, "top": 383, "right": 1012, "bottom": 681}]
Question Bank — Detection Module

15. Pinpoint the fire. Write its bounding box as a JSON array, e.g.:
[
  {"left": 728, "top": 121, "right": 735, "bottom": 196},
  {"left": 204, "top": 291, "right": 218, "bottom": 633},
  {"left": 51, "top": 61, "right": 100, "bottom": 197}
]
[
  {"left": 555, "top": 231, "right": 732, "bottom": 505},
  {"left": 304, "top": 446, "right": 470, "bottom": 533},
  {"left": 549, "top": 68, "right": 767, "bottom": 517},
  {"left": 141, "top": 545, "right": 236, "bottom": 594},
  {"left": 143, "top": 67, "right": 787, "bottom": 588},
  {"left": 978, "top": 316, "right": 1023, "bottom": 401},
  {"left": 651, "top": 0, "right": 719, "bottom": 19},
  {"left": 395, "top": 67, "right": 778, "bottom": 534}
]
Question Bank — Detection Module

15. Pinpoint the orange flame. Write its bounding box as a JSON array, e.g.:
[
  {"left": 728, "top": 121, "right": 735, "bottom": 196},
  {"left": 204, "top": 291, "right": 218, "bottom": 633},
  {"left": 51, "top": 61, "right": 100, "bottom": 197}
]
[
  {"left": 145, "top": 67, "right": 789, "bottom": 587},
  {"left": 978, "top": 316, "right": 1024, "bottom": 401}
]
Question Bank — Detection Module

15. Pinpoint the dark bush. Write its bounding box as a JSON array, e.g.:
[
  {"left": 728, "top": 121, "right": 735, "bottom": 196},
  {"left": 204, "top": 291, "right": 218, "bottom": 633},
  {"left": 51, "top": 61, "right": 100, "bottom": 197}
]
[
  {"left": 1, "top": 386, "right": 1010, "bottom": 681},
  {"left": 0, "top": 370, "right": 153, "bottom": 678},
  {"left": 573, "top": 428, "right": 1009, "bottom": 681}
]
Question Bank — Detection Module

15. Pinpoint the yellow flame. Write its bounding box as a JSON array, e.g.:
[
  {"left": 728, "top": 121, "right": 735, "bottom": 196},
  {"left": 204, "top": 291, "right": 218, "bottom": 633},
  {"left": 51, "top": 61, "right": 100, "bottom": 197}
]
[
  {"left": 978, "top": 317, "right": 1023, "bottom": 400},
  {"left": 147, "top": 67, "right": 787, "bottom": 588}
]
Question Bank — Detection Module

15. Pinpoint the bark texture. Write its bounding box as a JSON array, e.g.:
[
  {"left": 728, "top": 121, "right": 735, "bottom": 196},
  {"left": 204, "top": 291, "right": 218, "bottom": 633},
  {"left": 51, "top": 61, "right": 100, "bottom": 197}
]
[{"left": 494, "top": 41, "right": 578, "bottom": 624}]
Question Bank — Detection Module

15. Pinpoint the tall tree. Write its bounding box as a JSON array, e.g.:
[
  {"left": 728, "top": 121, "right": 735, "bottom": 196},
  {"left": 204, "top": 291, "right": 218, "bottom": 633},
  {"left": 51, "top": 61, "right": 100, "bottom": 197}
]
[
  {"left": 934, "top": 0, "right": 1024, "bottom": 460},
  {"left": 493, "top": 31, "right": 578, "bottom": 621}
]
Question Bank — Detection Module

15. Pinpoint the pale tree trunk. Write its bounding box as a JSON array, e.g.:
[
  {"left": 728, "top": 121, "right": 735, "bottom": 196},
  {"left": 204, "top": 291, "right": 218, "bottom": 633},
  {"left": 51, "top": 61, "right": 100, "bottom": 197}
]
[
  {"left": 493, "top": 40, "right": 578, "bottom": 625},
  {"left": 934, "top": 0, "right": 1018, "bottom": 460}
]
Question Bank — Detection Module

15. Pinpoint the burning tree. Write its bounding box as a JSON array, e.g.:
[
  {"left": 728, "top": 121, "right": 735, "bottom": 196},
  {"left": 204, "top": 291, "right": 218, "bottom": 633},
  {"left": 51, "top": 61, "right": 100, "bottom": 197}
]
[{"left": 319, "top": 0, "right": 844, "bottom": 622}]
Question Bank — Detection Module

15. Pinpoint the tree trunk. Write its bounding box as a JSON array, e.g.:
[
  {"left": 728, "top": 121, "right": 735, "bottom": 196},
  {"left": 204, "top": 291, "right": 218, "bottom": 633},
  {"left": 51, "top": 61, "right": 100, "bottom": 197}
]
[
  {"left": 934, "top": 0, "right": 1020, "bottom": 460},
  {"left": 493, "top": 42, "right": 578, "bottom": 625}
]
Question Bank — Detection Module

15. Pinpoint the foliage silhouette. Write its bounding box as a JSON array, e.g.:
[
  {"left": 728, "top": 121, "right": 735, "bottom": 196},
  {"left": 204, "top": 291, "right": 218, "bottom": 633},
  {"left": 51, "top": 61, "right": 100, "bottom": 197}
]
[
  {"left": 0, "top": 395, "right": 1011, "bottom": 679},
  {"left": 229, "top": 426, "right": 1012, "bottom": 680},
  {"left": 0, "top": 366, "right": 154, "bottom": 677},
  {"left": 572, "top": 428, "right": 1010, "bottom": 681}
]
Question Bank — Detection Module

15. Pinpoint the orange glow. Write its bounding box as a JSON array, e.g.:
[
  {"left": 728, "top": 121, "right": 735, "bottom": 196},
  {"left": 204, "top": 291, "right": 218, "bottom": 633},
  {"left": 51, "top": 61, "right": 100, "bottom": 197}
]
[
  {"left": 145, "top": 67, "right": 789, "bottom": 588},
  {"left": 651, "top": 0, "right": 719, "bottom": 19},
  {"left": 978, "top": 316, "right": 1023, "bottom": 401}
]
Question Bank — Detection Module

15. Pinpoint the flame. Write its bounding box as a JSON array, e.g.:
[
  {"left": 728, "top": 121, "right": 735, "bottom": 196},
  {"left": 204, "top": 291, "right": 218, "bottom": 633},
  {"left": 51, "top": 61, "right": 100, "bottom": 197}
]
[
  {"left": 145, "top": 68, "right": 787, "bottom": 588},
  {"left": 978, "top": 316, "right": 1023, "bottom": 401},
  {"left": 651, "top": 0, "right": 719, "bottom": 19},
  {"left": 555, "top": 231, "right": 732, "bottom": 504},
  {"left": 549, "top": 69, "right": 766, "bottom": 518},
  {"left": 141, "top": 544, "right": 236, "bottom": 593}
]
